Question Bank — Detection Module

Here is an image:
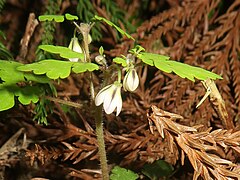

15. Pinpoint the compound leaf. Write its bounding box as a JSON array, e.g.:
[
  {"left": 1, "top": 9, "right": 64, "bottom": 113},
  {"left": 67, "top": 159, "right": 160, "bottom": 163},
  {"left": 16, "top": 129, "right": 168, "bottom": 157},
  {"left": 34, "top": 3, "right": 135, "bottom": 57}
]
[
  {"left": 138, "top": 52, "right": 222, "bottom": 81},
  {"left": 39, "top": 45, "right": 84, "bottom": 60},
  {"left": 17, "top": 60, "right": 99, "bottom": 79},
  {"left": 0, "top": 60, "right": 50, "bottom": 111},
  {"left": 110, "top": 166, "right": 138, "bottom": 180},
  {"left": 38, "top": 15, "right": 64, "bottom": 22},
  {"left": 93, "top": 15, "right": 135, "bottom": 40},
  {"left": 17, "top": 60, "right": 72, "bottom": 79}
]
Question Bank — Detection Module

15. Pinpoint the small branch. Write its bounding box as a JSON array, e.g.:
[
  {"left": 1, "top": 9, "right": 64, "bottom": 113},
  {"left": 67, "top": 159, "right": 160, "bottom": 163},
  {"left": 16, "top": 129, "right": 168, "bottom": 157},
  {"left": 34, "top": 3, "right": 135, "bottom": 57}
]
[
  {"left": 199, "top": 79, "right": 234, "bottom": 129},
  {"left": 44, "top": 96, "right": 83, "bottom": 109},
  {"left": 16, "top": 13, "right": 39, "bottom": 61}
]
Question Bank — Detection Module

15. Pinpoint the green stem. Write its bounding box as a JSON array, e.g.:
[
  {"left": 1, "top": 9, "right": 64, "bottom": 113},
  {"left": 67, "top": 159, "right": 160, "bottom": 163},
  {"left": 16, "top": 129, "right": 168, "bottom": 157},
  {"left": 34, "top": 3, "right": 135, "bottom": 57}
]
[
  {"left": 95, "top": 105, "right": 109, "bottom": 180},
  {"left": 73, "top": 22, "right": 109, "bottom": 179},
  {"left": 117, "top": 67, "right": 122, "bottom": 83},
  {"left": 109, "top": 64, "right": 122, "bottom": 83}
]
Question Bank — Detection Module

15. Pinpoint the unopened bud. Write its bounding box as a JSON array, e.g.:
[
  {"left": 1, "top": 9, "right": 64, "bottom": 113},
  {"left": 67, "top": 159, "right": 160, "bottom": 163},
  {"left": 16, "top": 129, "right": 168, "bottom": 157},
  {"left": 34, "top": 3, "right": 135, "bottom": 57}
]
[{"left": 68, "top": 37, "right": 83, "bottom": 62}]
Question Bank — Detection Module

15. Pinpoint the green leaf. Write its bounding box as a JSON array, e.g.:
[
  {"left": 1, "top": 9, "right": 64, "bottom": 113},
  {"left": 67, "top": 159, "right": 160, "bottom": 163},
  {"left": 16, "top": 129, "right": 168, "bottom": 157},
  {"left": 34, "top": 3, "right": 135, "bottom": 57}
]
[
  {"left": 0, "top": 85, "right": 43, "bottom": 111},
  {"left": 138, "top": 52, "right": 222, "bottom": 81},
  {"left": 113, "top": 57, "right": 127, "bottom": 67},
  {"left": 0, "top": 60, "right": 50, "bottom": 86},
  {"left": 38, "top": 14, "right": 79, "bottom": 22},
  {"left": 65, "top": 13, "right": 78, "bottom": 20},
  {"left": 0, "top": 61, "right": 25, "bottom": 85},
  {"left": 142, "top": 160, "right": 174, "bottom": 180},
  {"left": 0, "top": 30, "right": 6, "bottom": 40},
  {"left": 110, "top": 166, "right": 138, "bottom": 180},
  {"left": 0, "top": 60, "right": 49, "bottom": 111},
  {"left": 0, "top": 89, "right": 15, "bottom": 111},
  {"left": 72, "top": 62, "right": 99, "bottom": 73},
  {"left": 99, "top": 46, "right": 104, "bottom": 55},
  {"left": 39, "top": 45, "right": 84, "bottom": 60},
  {"left": 154, "top": 59, "right": 172, "bottom": 73},
  {"left": 15, "top": 86, "right": 43, "bottom": 105},
  {"left": 17, "top": 60, "right": 99, "bottom": 79},
  {"left": 38, "top": 15, "right": 64, "bottom": 22},
  {"left": 17, "top": 60, "right": 72, "bottom": 79},
  {"left": 93, "top": 15, "right": 135, "bottom": 40}
]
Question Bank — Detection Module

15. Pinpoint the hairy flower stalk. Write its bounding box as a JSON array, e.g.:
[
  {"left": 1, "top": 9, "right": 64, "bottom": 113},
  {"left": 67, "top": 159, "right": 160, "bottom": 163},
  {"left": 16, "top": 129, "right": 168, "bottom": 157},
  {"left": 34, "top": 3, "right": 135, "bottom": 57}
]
[
  {"left": 123, "top": 67, "right": 139, "bottom": 92},
  {"left": 68, "top": 37, "right": 83, "bottom": 62},
  {"left": 95, "top": 82, "right": 122, "bottom": 116},
  {"left": 74, "top": 22, "right": 109, "bottom": 179}
]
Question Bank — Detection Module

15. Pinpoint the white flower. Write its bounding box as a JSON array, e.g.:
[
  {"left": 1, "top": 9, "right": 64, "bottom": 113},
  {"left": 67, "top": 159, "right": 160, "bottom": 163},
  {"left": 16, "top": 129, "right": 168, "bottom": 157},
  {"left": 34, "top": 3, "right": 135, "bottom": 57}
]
[
  {"left": 123, "top": 68, "right": 139, "bottom": 92},
  {"left": 95, "top": 82, "right": 122, "bottom": 116},
  {"left": 68, "top": 37, "right": 83, "bottom": 62}
]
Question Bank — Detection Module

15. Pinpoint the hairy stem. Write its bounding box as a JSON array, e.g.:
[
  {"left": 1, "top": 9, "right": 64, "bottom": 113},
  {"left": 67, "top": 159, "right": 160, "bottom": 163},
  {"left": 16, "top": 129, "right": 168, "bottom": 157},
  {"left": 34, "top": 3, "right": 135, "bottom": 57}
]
[
  {"left": 74, "top": 22, "right": 109, "bottom": 179},
  {"left": 95, "top": 105, "right": 109, "bottom": 180}
]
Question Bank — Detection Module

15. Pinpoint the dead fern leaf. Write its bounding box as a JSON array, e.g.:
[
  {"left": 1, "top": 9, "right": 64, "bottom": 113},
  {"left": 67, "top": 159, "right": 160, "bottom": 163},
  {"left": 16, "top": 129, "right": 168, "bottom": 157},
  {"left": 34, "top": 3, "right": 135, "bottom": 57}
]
[{"left": 148, "top": 105, "right": 240, "bottom": 180}]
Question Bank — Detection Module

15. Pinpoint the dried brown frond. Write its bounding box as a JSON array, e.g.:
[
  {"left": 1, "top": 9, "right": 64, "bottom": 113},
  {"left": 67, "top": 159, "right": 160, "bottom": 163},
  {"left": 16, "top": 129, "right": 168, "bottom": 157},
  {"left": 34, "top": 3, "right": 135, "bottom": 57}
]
[
  {"left": 25, "top": 144, "right": 62, "bottom": 166},
  {"left": 62, "top": 140, "right": 98, "bottom": 164},
  {"left": 148, "top": 105, "right": 240, "bottom": 180},
  {"left": 106, "top": 125, "right": 179, "bottom": 167}
]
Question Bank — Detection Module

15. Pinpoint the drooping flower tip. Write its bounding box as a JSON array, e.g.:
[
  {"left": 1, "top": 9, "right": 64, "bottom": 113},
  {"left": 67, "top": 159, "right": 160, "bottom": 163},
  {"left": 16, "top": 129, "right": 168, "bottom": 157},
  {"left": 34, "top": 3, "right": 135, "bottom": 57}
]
[
  {"left": 123, "top": 68, "right": 139, "bottom": 92},
  {"left": 95, "top": 82, "right": 122, "bottom": 116}
]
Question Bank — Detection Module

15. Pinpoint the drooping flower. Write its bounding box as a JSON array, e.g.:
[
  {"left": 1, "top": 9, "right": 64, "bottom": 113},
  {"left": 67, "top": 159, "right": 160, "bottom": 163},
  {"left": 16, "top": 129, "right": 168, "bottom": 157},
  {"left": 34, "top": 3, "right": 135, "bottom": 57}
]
[
  {"left": 68, "top": 37, "right": 83, "bottom": 62},
  {"left": 95, "top": 82, "right": 122, "bottom": 116},
  {"left": 123, "top": 68, "right": 139, "bottom": 92}
]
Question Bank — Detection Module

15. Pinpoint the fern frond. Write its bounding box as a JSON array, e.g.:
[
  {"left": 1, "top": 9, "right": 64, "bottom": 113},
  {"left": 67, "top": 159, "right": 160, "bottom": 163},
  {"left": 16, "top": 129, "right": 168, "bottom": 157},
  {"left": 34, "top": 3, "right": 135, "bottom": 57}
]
[{"left": 0, "top": 0, "right": 5, "bottom": 13}]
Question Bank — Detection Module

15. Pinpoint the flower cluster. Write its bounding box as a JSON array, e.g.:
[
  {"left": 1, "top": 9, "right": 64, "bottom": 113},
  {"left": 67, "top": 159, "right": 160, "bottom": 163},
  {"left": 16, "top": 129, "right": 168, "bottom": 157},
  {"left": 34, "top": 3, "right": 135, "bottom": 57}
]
[{"left": 95, "top": 55, "right": 139, "bottom": 116}]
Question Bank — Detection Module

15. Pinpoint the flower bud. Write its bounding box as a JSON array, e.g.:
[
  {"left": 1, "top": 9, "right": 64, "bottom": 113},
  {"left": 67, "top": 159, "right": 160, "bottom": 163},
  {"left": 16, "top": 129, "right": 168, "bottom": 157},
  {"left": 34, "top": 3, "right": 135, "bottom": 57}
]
[
  {"left": 68, "top": 37, "right": 83, "bottom": 62},
  {"left": 87, "top": 34, "right": 92, "bottom": 44},
  {"left": 95, "top": 55, "right": 107, "bottom": 66},
  {"left": 123, "top": 68, "right": 139, "bottom": 92}
]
